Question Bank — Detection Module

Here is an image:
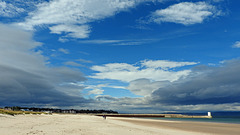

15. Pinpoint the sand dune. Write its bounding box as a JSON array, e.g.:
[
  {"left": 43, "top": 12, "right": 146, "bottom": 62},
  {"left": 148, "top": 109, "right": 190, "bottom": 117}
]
[{"left": 0, "top": 114, "right": 239, "bottom": 135}]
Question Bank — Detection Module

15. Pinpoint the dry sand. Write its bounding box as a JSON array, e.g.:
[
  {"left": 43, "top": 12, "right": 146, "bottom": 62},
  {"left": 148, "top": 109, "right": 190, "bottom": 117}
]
[{"left": 0, "top": 114, "right": 239, "bottom": 135}]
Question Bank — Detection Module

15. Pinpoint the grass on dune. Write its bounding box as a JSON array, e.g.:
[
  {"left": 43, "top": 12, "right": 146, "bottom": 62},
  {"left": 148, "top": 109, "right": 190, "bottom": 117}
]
[{"left": 0, "top": 108, "right": 45, "bottom": 116}]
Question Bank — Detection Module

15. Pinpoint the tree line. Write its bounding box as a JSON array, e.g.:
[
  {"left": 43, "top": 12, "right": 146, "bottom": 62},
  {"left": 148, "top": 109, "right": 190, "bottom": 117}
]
[{"left": 4, "top": 106, "right": 118, "bottom": 114}]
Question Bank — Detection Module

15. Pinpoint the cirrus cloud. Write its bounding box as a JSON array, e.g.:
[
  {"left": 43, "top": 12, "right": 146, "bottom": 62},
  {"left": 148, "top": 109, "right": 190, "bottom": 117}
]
[
  {"left": 16, "top": 0, "right": 147, "bottom": 40},
  {"left": 0, "top": 0, "right": 24, "bottom": 17}
]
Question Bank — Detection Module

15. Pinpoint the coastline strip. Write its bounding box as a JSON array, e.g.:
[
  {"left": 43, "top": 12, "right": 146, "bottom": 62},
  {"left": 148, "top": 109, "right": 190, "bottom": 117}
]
[{"left": 96, "top": 113, "right": 212, "bottom": 118}]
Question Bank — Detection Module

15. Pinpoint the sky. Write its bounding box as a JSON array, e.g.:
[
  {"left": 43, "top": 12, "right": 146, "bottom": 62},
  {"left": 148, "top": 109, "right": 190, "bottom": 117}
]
[{"left": 1, "top": 0, "right": 240, "bottom": 113}]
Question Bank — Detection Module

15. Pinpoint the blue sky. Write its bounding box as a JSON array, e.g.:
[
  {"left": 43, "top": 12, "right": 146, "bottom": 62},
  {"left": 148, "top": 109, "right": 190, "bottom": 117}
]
[{"left": 1, "top": 0, "right": 240, "bottom": 113}]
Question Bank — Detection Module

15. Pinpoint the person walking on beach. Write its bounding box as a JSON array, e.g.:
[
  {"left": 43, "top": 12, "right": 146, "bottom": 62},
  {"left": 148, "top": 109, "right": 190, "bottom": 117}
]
[{"left": 103, "top": 115, "right": 106, "bottom": 120}]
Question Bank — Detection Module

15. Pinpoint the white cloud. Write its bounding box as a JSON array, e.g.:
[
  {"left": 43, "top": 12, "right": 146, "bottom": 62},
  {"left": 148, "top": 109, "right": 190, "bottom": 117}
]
[
  {"left": 107, "top": 85, "right": 126, "bottom": 89},
  {"left": 0, "top": 0, "right": 24, "bottom": 17},
  {"left": 50, "top": 24, "right": 90, "bottom": 39},
  {"left": 88, "top": 89, "right": 104, "bottom": 95},
  {"left": 91, "top": 63, "right": 139, "bottom": 73},
  {"left": 64, "top": 61, "right": 84, "bottom": 67},
  {"left": 232, "top": 41, "right": 240, "bottom": 48},
  {"left": 150, "top": 2, "right": 221, "bottom": 25},
  {"left": 16, "top": 0, "right": 145, "bottom": 39},
  {"left": 113, "top": 41, "right": 144, "bottom": 46},
  {"left": 58, "top": 48, "right": 69, "bottom": 54},
  {"left": 58, "top": 37, "right": 69, "bottom": 43},
  {"left": 85, "top": 84, "right": 106, "bottom": 95},
  {"left": 85, "top": 83, "right": 125, "bottom": 96},
  {"left": 77, "top": 59, "right": 93, "bottom": 63},
  {"left": 127, "top": 79, "right": 170, "bottom": 96},
  {"left": 79, "top": 39, "right": 123, "bottom": 44},
  {"left": 123, "top": 60, "right": 197, "bottom": 96},
  {"left": 78, "top": 39, "right": 153, "bottom": 46},
  {"left": 90, "top": 60, "right": 197, "bottom": 82},
  {"left": 141, "top": 60, "right": 198, "bottom": 70},
  {"left": 212, "top": 0, "right": 224, "bottom": 3}
]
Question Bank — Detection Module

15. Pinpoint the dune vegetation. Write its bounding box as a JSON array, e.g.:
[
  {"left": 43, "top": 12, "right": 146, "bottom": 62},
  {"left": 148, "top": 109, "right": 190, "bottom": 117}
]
[{"left": 0, "top": 108, "right": 44, "bottom": 116}]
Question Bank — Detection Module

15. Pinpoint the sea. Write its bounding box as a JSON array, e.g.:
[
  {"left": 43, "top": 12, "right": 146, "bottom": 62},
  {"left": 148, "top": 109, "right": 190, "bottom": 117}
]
[{"left": 144, "top": 112, "right": 240, "bottom": 124}]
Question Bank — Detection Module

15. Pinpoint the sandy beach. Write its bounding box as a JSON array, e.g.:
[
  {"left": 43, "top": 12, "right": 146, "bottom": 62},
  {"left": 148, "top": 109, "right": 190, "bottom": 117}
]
[{"left": 0, "top": 114, "right": 239, "bottom": 135}]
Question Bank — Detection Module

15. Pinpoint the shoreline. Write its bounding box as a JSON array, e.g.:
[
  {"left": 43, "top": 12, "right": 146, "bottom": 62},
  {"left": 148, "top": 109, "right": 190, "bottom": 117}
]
[
  {"left": 0, "top": 114, "right": 239, "bottom": 135},
  {"left": 96, "top": 113, "right": 212, "bottom": 118},
  {"left": 131, "top": 116, "right": 240, "bottom": 125}
]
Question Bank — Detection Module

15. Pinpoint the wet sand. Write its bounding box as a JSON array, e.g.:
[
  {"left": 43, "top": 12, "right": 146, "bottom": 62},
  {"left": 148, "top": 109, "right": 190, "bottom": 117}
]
[{"left": 113, "top": 117, "right": 240, "bottom": 135}]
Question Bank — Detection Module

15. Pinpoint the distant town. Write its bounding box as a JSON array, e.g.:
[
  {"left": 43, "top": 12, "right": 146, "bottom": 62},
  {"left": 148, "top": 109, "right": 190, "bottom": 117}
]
[{"left": 4, "top": 106, "right": 118, "bottom": 114}]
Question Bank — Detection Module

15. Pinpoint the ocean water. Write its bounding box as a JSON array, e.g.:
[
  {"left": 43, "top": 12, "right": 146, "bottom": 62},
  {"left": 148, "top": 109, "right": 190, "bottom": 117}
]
[{"left": 144, "top": 112, "right": 240, "bottom": 124}]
